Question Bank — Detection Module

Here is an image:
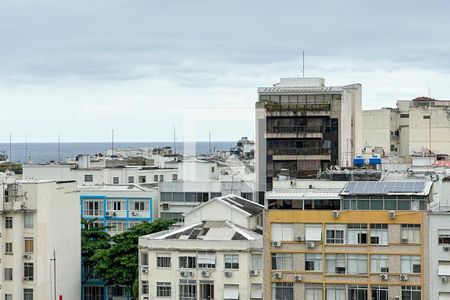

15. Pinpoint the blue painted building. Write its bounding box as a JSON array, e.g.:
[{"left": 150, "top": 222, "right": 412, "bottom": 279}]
[{"left": 80, "top": 184, "right": 156, "bottom": 300}]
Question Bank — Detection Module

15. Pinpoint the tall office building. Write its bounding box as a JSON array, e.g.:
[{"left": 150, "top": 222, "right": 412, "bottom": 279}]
[{"left": 255, "top": 77, "right": 362, "bottom": 203}]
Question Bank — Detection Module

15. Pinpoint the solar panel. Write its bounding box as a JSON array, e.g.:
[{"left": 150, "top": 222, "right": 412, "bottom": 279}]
[{"left": 343, "top": 181, "right": 426, "bottom": 195}]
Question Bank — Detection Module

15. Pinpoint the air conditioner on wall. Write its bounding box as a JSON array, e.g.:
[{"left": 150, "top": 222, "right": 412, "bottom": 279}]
[
  {"left": 399, "top": 274, "right": 409, "bottom": 281},
  {"left": 380, "top": 273, "right": 388, "bottom": 281},
  {"left": 249, "top": 270, "right": 259, "bottom": 276},
  {"left": 273, "top": 272, "right": 282, "bottom": 279},
  {"left": 306, "top": 242, "right": 315, "bottom": 249}
]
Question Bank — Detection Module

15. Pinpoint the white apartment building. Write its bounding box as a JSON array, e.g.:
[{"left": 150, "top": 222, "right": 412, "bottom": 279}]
[
  {"left": 159, "top": 159, "right": 255, "bottom": 221},
  {"left": 0, "top": 172, "right": 80, "bottom": 300},
  {"left": 363, "top": 97, "right": 450, "bottom": 157},
  {"left": 138, "top": 195, "right": 264, "bottom": 300}
]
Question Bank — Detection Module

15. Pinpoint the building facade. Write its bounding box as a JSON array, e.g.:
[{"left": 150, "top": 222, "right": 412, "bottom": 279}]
[
  {"left": 255, "top": 77, "right": 362, "bottom": 203},
  {"left": 138, "top": 195, "right": 264, "bottom": 300},
  {"left": 0, "top": 173, "right": 80, "bottom": 300}
]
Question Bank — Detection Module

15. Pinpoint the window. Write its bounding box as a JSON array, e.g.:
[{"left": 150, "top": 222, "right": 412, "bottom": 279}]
[
  {"left": 140, "top": 252, "right": 148, "bottom": 266},
  {"left": 199, "top": 281, "right": 214, "bottom": 300},
  {"left": 83, "top": 286, "right": 104, "bottom": 299},
  {"left": 179, "top": 279, "right": 196, "bottom": 300},
  {"left": 272, "top": 282, "right": 293, "bottom": 300},
  {"left": 271, "top": 223, "right": 293, "bottom": 241},
  {"left": 348, "top": 285, "right": 368, "bottom": 300},
  {"left": 112, "top": 177, "right": 119, "bottom": 184},
  {"left": 251, "top": 284, "right": 263, "bottom": 300},
  {"left": 141, "top": 280, "right": 149, "bottom": 295},
  {"left": 83, "top": 199, "right": 104, "bottom": 216},
  {"left": 179, "top": 256, "right": 196, "bottom": 269},
  {"left": 347, "top": 224, "right": 367, "bottom": 244},
  {"left": 371, "top": 286, "right": 388, "bottom": 300},
  {"left": 105, "top": 221, "right": 126, "bottom": 234},
  {"left": 84, "top": 174, "right": 93, "bottom": 182},
  {"left": 400, "top": 256, "right": 421, "bottom": 274},
  {"left": 157, "top": 254, "right": 171, "bottom": 268},
  {"left": 197, "top": 252, "right": 216, "bottom": 269},
  {"left": 439, "top": 230, "right": 450, "bottom": 244},
  {"left": 251, "top": 254, "right": 262, "bottom": 270},
  {"left": 400, "top": 113, "right": 409, "bottom": 118},
  {"left": 371, "top": 255, "right": 389, "bottom": 273},
  {"left": 401, "top": 224, "right": 420, "bottom": 243},
  {"left": 5, "top": 242, "right": 12, "bottom": 254},
  {"left": 272, "top": 253, "right": 293, "bottom": 270},
  {"left": 24, "top": 212, "right": 34, "bottom": 228},
  {"left": 370, "top": 224, "right": 388, "bottom": 245},
  {"left": 153, "top": 175, "right": 158, "bottom": 182},
  {"left": 131, "top": 200, "right": 148, "bottom": 211},
  {"left": 25, "top": 238, "right": 34, "bottom": 253},
  {"left": 224, "top": 254, "right": 239, "bottom": 269},
  {"left": 305, "top": 253, "right": 322, "bottom": 271},
  {"left": 156, "top": 282, "right": 171, "bottom": 297},
  {"left": 347, "top": 254, "right": 368, "bottom": 274},
  {"left": 326, "top": 254, "right": 346, "bottom": 274},
  {"left": 24, "top": 263, "right": 33, "bottom": 281},
  {"left": 5, "top": 294, "right": 12, "bottom": 300},
  {"left": 139, "top": 176, "right": 146, "bottom": 183},
  {"left": 23, "top": 289, "right": 33, "bottom": 300},
  {"left": 107, "top": 200, "right": 125, "bottom": 211},
  {"left": 4, "top": 268, "right": 12, "bottom": 280},
  {"left": 5, "top": 217, "right": 12, "bottom": 229},
  {"left": 401, "top": 286, "right": 421, "bottom": 300},
  {"left": 305, "top": 284, "right": 322, "bottom": 300},
  {"left": 305, "top": 224, "right": 322, "bottom": 241},
  {"left": 172, "top": 174, "right": 178, "bottom": 181},
  {"left": 438, "top": 261, "right": 450, "bottom": 276},
  {"left": 224, "top": 284, "right": 239, "bottom": 300},
  {"left": 159, "top": 175, "right": 164, "bottom": 182},
  {"left": 326, "top": 284, "right": 346, "bottom": 300},
  {"left": 128, "top": 176, "right": 134, "bottom": 183},
  {"left": 326, "top": 225, "right": 345, "bottom": 244}
]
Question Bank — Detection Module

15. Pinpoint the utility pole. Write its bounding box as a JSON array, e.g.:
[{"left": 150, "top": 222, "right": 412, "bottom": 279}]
[
  {"left": 57, "top": 134, "right": 61, "bottom": 163},
  {"left": 50, "top": 250, "right": 57, "bottom": 300}
]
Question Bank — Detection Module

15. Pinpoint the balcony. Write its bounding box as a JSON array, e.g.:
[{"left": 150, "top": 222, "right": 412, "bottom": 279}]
[{"left": 266, "top": 126, "right": 324, "bottom": 139}]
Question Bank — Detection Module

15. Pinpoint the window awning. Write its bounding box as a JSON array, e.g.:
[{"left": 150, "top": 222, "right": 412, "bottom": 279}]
[
  {"left": 224, "top": 285, "right": 239, "bottom": 299},
  {"left": 197, "top": 253, "right": 215, "bottom": 265},
  {"left": 439, "top": 292, "right": 450, "bottom": 300},
  {"left": 250, "top": 284, "right": 262, "bottom": 299}
]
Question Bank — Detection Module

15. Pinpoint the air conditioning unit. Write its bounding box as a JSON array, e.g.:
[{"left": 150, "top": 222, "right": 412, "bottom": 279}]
[
  {"left": 399, "top": 274, "right": 409, "bottom": 281},
  {"left": 162, "top": 203, "right": 170, "bottom": 210},
  {"left": 105, "top": 211, "right": 111, "bottom": 216},
  {"left": 23, "top": 254, "right": 31, "bottom": 259},
  {"left": 112, "top": 212, "right": 117, "bottom": 216},
  {"left": 294, "top": 274, "right": 303, "bottom": 281},
  {"left": 225, "top": 271, "right": 232, "bottom": 278},
  {"left": 272, "top": 241, "right": 281, "bottom": 247},
  {"left": 21, "top": 203, "right": 27, "bottom": 209},
  {"left": 132, "top": 211, "right": 138, "bottom": 216},
  {"left": 306, "top": 242, "right": 316, "bottom": 249},
  {"left": 394, "top": 297, "right": 400, "bottom": 300},
  {"left": 401, "top": 237, "right": 409, "bottom": 243},
  {"left": 296, "top": 236, "right": 303, "bottom": 242},
  {"left": 441, "top": 276, "right": 449, "bottom": 284},
  {"left": 332, "top": 210, "right": 339, "bottom": 219},
  {"left": 380, "top": 267, "right": 389, "bottom": 273},
  {"left": 143, "top": 297, "right": 149, "bottom": 300},
  {"left": 380, "top": 273, "right": 388, "bottom": 281},
  {"left": 249, "top": 269, "right": 259, "bottom": 276},
  {"left": 141, "top": 267, "right": 148, "bottom": 274},
  {"left": 335, "top": 267, "right": 346, "bottom": 274},
  {"left": 201, "top": 270, "right": 210, "bottom": 277},
  {"left": 444, "top": 246, "right": 450, "bottom": 252},
  {"left": 389, "top": 211, "right": 396, "bottom": 219},
  {"left": 273, "top": 272, "right": 282, "bottom": 279},
  {"left": 180, "top": 271, "right": 192, "bottom": 277}
]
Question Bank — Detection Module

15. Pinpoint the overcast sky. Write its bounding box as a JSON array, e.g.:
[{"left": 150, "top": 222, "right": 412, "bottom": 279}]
[{"left": 1, "top": 0, "right": 449, "bottom": 142}]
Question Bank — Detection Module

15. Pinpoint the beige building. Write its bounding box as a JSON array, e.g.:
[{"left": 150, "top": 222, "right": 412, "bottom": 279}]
[
  {"left": 138, "top": 195, "right": 264, "bottom": 300},
  {"left": 363, "top": 97, "right": 450, "bottom": 157},
  {"left": 0, "top": 172, "right": 80, "bottom": 300}
]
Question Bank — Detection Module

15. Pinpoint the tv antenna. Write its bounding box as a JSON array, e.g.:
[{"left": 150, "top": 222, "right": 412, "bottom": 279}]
[
  {"left": 25, "top": 134, "right": 28, "bottom": 164},
  {"left": 301, "top": 51, "right": 305, "bottom": 78},
  {"left": 173, "top": 126, "right": 177, "bottom": 155},
  {"left": 57, "top": 134, "right": 61, "bottom": 163}
]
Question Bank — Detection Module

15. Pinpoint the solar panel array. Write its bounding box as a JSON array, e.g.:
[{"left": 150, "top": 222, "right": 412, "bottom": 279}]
[{"left": 343, "top": 181, "right": 425, "bottom": 195}]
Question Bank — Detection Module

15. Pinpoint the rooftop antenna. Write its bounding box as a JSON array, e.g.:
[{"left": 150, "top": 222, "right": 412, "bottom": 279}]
[
  {"left": 209, "top": 132, "right": 212, "bottom": 155},
  {"left": 302, "top": 51, "right": 305, "bottom": 78},
  {"left": 111, "top": 129, "right": 115, "bottom": 166},
  {"left": 173, "top": 126, "right": 177, "bottom": 155},
  {"left": 25, "top": 134, "right": 28, "bottom": 164},
  {"left": 428, "top": 86, "right": 431, "bottom": 98},
  {"left": 57, "top": 134, "right": 60, "bottom": 163},
  {"left": 9, "top": 132, "right": 12, "bottom": 169}
]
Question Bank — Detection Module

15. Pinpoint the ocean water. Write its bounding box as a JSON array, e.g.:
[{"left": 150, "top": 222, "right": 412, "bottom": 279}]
[{"left": 0, "top": 141, "right": 236, "bottom": 164}]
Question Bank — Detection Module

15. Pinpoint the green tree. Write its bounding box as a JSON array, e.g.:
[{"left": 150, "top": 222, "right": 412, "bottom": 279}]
[
  {"left": 92, "top": 219, "right": 172, "bottom": 298},
  {"left": 81, "top": 218, "right": 111, "bottom": 284}
]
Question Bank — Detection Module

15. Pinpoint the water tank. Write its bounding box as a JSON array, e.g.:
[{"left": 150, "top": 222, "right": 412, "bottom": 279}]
[
  {"left": 353, "top": 156, "right": 365, "bottom": 167},
  {"left": 369, "top": 156, "right": 382, "bottom": 165}
]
